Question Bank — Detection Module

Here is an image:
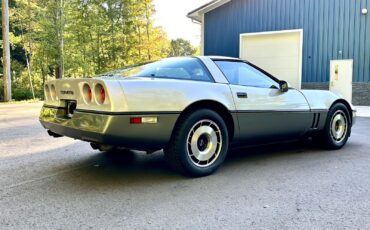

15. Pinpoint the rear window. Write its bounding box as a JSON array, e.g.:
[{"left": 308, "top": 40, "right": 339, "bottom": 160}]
[{"left": 105, "top": 57, "right": 213, "bottom": 82}]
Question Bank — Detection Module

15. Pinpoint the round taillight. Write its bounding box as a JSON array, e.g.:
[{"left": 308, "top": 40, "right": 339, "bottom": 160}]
[
  {"left": 100, "top": 87, "right": 105, "bottom": 103},
  {"left": 95, "top": 84, "right": 105, "bottom": 104},
  {"left": 82, "top": 84, "right": 92, "bottom": 103},
  {"left": 50, "top": 84, "right": 56, "bottom": 101},
  {"left": 44, "top": 84, "right": 50, "bottom": 101}
]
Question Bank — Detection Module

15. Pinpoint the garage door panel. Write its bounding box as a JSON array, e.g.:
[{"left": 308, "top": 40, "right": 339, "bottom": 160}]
[
  {"left": 249, "top": 57, "right": 300, "bottom": 68},
  {"left": 249, "top": 57, "right": 300, "bottom": 79},
  {"left": 240, "top": 30, "right": 303, "bottom": 89},
  {"left": 243, "top": 50, "right": 300, "bottom": 58},
  {"left": 242, "top": 45, "right": 300, "bottom": 57}
]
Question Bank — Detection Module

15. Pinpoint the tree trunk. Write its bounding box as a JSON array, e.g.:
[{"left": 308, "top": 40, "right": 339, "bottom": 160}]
[
  {"left": 56, "top": 0, "right": 64, "bottom": 79},
  {"left": 41, "top": 66, "right": 47, "bottom": 87},
  {"left": 25, "top": 55, "right": 35, "bottom": 99},
  {"left": 2, "top": 0, "right": 12, "bottom": 101},
  {"left": 27, "top": 0, "right": 32, "bottom": 69},
  {"left": 26, "top": 0, "right": 35, "bottom": 98},
  {"left": 55, "top": 66, "right": 62, "bottom": 79},
  {"left": 144, "top": 0, "right": 151, "bottom": 61}
]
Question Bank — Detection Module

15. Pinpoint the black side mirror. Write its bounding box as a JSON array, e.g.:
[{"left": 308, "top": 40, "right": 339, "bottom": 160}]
[{"left": 279, "top": 81, "right": 289, "bottom": 93}]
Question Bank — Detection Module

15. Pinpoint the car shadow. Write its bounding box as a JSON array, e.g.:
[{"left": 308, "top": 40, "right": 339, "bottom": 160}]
[
  {"left": 227, "top": 140, "right": 317, "bottom": 162},
  {"left": 54, "top": 149, "right": 185, "bottom": 191},
  {"left": 52, "top": 139, "right": 345, "bottom": 191}
]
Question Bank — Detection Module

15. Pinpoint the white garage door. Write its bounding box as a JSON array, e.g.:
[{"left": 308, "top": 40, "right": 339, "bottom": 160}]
[{"left": 240, "top": 29, "right": 303, "bottom": 89}]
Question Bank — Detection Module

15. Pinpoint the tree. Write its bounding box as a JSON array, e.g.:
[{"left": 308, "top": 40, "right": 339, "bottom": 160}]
[
  {"left": 1, "top": 0, "right": 181, "bottom": 101},
  {"left": 2, "top": 0, "right": 12, "bottom": 101},
  {"left": 169, "top": 38, "right": 197, "bottom": 57},
  {"left": 37, "top": 0, "right": 65, "bottom": 79}
]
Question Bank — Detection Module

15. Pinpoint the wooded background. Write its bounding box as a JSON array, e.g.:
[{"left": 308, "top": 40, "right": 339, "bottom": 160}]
[{"left": 0, "top": 0, "right": 198, "bottom": 101}]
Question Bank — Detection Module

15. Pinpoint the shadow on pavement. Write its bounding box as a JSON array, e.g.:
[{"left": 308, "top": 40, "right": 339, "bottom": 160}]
[{"left": 52, "top": 140, "right": 337, "bottom": 191}]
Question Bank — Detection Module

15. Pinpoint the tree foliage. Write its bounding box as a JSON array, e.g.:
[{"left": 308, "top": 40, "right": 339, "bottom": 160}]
[
  {"left": 169, "top": 38, "right": 198, "bottom": 57},
  {"left": 1, "top": 0, "right": 199, "bottom": 101}
]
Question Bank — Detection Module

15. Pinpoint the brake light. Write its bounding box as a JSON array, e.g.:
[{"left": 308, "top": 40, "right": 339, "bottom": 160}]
[
  {"left": 44, "top": 84, "right": 50, "bottom": 101},
  {"left": 88, "top": 88, "right": 92, "bottom": 102},
  {"left": 94, "top": 84, "right": 106, "bottom": 104},
  {"left": 83, "top": 83, "right": 92, "bottom": 103},
  {"left": 50, "top": 84, "right": 57, "bottom": 101},
  {"left": 100, "top": 86, "right": 105, "bottom": 103}
]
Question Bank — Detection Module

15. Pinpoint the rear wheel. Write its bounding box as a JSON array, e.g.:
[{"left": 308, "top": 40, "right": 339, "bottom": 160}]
[
  {"left": 321, "top": 103, "right": 351, "bottom": 149},
  {"left": 164, "top": 109, "right": 229, "bottom": 177}
]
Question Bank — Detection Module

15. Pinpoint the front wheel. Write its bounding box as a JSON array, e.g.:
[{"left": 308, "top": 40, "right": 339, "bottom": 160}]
[
  {"left": 321, "top": 103, "right": 351, "bottom": 150},
  {"left": 164, "top": 109, "right": 229, "bottom": 177}
]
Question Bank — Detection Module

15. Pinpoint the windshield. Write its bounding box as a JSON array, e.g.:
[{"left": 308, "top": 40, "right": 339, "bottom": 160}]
[{"left": 101, "top": 57, "right": 213, "bottom": 82}]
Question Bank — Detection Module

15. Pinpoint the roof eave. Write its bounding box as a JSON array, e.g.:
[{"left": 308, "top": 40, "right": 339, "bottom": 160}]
[{"left": 187, "top": 0, "right": 231, "bottom": 22}]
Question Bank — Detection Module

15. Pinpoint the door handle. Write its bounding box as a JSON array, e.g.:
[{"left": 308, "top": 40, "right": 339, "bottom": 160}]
[{"left": 237, "top": 92, "right": 248, "bottom": 98}]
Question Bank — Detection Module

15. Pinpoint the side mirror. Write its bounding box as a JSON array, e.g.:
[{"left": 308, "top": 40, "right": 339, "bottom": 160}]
[{"left": 279, "top": 81, "right": 289, "bottom": 93}]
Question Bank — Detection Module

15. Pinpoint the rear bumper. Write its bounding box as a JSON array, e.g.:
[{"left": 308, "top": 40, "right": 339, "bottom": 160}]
[{"left": 39, "top": 106, "right": 179, "bottom": 150}]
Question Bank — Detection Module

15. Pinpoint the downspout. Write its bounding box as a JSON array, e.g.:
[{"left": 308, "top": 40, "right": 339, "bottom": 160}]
[{"left": 191, "top": 15, "right": 205, "bottom": 56}]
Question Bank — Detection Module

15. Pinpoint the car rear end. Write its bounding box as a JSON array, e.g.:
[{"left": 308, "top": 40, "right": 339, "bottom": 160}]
[{"left": 39, "top": 78, "right": 178, "bottom": 151}]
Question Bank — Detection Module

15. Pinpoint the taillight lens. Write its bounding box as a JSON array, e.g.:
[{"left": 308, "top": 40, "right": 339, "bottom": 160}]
[
  {"left": 95, "top": 84, "right": 105, "bottom": 104},
  {"left": 88, "top": 88, "right": 92, "bottom": 102},
  {"left": 82, "top": 83, "right": 92, "bottom": 103},
  {"left": 50, "top": 84, "right": 56, "bottom": 101},
  {"left": 100, "top": 86, "right": 105, "bottom": 103},
  {"left": 44, "top": 84, "right": 50, "bottom": 101}
]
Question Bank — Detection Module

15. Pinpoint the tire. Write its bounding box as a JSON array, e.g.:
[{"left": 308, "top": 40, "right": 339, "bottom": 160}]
[
  {"left": 164, "top": 109, "right": 229, "bottom": 177},
  {"left": 321, "top": 103, "right": 351, "bottom": 150}
]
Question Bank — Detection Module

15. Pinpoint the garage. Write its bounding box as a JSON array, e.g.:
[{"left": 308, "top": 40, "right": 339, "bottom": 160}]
[
  {"left": 240, "top": 30, "right": 303, "bottom": 89},
  {"left": 188, "top": 0, "right": 370, "bottom": 105}
]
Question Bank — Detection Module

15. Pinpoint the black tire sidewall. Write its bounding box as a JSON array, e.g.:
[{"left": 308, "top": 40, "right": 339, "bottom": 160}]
[
  {"left": 323, "top": 103, "right": 351, "bottom": 149},
  {"left": 176, "top": 109, "right": 229, "bottom": 176}
]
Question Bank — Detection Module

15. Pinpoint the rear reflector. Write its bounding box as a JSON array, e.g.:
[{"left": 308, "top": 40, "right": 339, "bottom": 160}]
[
  {"left": 130, "top": 117, "right": 142, "bottom": 124},
  {"left": 130, "top": 117, "right": 158, "bottom": 124}
]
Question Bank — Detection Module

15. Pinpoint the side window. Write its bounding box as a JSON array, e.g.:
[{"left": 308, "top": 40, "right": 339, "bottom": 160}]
[{"left": 215, "top": 61, "right": 279, "bottom": 88}]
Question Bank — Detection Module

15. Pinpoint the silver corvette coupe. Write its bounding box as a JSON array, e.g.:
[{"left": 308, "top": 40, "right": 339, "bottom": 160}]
[{"left": 40, "top": 56, "right": 356, "bottom": 177}]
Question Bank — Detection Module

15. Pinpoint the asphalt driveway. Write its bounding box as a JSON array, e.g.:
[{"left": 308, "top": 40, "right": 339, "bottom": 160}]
[{"left": 0, "top": 102, "right": 369, "bottom": 229}]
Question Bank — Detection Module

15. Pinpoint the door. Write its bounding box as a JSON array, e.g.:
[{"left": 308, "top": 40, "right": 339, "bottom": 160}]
[
  {"left": 214, "top": 60, "right": 311, "bottom": 144},
  {"left": 330, "top": 60, "right": 353, "bottom": 103},
  {"left": 240, "top": 30, "right": 303, "bottom": 89}
]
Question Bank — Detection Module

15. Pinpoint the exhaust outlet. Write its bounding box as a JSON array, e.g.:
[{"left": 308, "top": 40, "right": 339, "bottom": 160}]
[{"left": 90, "top": 143, "right": 114, "bottom": 152}]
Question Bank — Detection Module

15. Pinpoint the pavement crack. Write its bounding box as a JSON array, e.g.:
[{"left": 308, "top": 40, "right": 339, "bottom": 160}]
[{"left": 0, "top": 163, "right": 93, "bottom": 195}]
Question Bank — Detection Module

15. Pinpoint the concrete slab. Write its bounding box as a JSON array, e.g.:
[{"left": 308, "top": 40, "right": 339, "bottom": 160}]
[
  {"left": 355, "top": 106, "right": 370, "bottom": 117},
  {"left": 1, "top": 103, "right": 370, "bottom": 229}
]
